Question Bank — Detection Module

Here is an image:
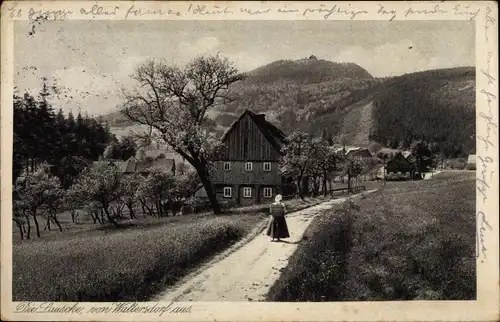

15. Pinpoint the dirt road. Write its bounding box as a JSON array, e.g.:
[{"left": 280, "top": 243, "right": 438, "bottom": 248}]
[{"left": 154, "top": 190, "right": 377, "bottom": 302}]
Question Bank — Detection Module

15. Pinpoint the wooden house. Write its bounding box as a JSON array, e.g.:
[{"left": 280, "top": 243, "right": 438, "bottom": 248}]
[
  {"left": 385, "top": 152, "right": 416, "bottom": 175},
  {"left": 209, "top": 109, "right": 286, "bottom": 206}
]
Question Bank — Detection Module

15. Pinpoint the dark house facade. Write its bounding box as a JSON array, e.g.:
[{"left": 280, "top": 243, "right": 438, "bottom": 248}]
[
  {"left": 209, "top": 109, "right": 286, "bottom": 206},
  {"left": 386, "top": 152, "right": 416, "bottom": 175}
]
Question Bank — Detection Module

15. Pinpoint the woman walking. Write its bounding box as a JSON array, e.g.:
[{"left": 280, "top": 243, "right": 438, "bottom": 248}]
[{"left": 266, "top": 194, "right": 290, "bottom": 242}]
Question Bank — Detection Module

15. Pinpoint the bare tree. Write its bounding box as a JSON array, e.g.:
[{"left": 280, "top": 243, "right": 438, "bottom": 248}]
[
  {"left": 13, "top": 164, "right": 63, "bottom": 238},
  {"left": 69, "top": 162, "right": 123, "bottom": 226},
  {"left": 120, "top": 54, "right": 244, "bottom": 214}
]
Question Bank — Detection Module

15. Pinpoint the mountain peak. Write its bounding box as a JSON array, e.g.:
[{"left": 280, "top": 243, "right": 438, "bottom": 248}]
[{"left": 243, "top": 58, "right": 373, "bottom": 85}]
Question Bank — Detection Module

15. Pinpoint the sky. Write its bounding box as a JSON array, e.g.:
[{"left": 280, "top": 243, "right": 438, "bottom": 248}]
[{"left": 14, "top": 20, "right": 475, "bottom": 116}]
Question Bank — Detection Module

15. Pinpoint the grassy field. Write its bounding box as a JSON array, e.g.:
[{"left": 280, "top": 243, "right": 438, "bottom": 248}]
[
  {"left": 12, "top": 196, "right": 330, "bottom": 301},
  {"left": 13, "top": 214, "right": 265, "bottom": 301},
  {"left": 267, "top": 171, "right": 476, "bottom": 301}
]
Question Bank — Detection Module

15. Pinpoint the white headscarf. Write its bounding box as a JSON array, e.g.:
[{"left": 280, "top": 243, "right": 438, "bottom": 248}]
[{"left": 272, "top": 194, "right": 286, "bottom": 213}]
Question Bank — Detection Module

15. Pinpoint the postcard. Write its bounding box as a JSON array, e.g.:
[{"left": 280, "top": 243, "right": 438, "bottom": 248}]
[{"left": 1, "top": 1, "right": 498, "bottom": 321}]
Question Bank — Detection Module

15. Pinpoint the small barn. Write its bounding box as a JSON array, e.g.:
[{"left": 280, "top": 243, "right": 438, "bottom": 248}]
[{"left": 465, "top": 154, "right": 476, "bottom": 170}]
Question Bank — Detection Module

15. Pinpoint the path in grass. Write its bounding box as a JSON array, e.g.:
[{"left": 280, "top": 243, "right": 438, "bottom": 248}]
[
  {"left": 423, "top": 170, "right": 443, "bottom": 179},
  {"left": 154, "top": 189, "right": 377, "bottom": 302}
]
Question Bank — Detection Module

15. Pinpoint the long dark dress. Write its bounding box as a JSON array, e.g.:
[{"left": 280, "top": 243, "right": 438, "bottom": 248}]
[{"left": 266, "top": 203, "right": 290, "bottom": 239}]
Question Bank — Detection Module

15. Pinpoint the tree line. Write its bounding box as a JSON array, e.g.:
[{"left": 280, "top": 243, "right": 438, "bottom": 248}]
[{"left": 13, "top": 83, "right": 113, "bottom": 188}]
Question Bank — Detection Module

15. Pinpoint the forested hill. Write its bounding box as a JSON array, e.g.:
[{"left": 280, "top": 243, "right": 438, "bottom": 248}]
[
  {"left": 243, "top": 57, "right": 374, "bottom": 85},
  {"left": 308, "top": 66, "right": 476, "bottom": 157},
  {"left": 368, "top": 67, "right": 476, "bottom": 157}
]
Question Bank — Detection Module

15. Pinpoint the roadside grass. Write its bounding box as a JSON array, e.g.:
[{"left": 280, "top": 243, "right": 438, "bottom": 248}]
[
  {"left": 267, "top": 171, "right": 476, "bottom": 301},
  {"left": 13, "top": 214, "right": 265, "bottom": 301},
  {"left": 12, "top": 195, "right": 334, "bottom": 302}
]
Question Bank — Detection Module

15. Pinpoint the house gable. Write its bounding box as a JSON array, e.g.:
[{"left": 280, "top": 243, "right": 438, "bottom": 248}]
[
  {"left": 220, "top": 110, "right": 285, "bottom": 161},
  {"left": 386, "top": 152, "right": 416, "bottom": 173}
]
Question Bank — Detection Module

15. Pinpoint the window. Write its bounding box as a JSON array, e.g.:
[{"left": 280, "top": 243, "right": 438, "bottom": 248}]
[
  {"left": 223, "top": 162, "right": 231, "bottom": 171},
  {"left": 263, "top": 187, "right": 273, "bottom": 198},
  {"left": 223, "top": 187, "right": 232, "bottom": 198},
  {"left": 263, "top": 162, "right": 271, "bottom": 172},
  {"left": 245, "top": 162, "right": 253, "bottom": 171},
  {"left": 243, "top": 187, "right": 252, "bottom": 198}
]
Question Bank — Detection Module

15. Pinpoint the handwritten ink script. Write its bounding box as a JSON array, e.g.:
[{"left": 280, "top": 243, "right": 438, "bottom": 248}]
[
  {"left": 476, "top": 6, "right": 497, "bottom": 263},
  {"left": 80, "top": 4, "right": 120, "bottom": 17},
  {"left": 476, "top": 211, "right": 493, "bottom": 263},
  {"left": 14, "top": 302, "right": 193, "bottom": 316},
  {"left": 3, "top": 2, "right": 487, "bottom": 21},
  {"left": 404, "top": 4, "right": 480, "bottom": 20},
  {"left": 187, "top": 4, "right": 234, "bottom": 16},
  {"left": 27, "top": 7, "right": 74, "bottom": 21},
  {"left": 126, "top": 4, "right": 181, "bottom": 19},
  {"left": 302, "top": 4, "right": 368, "bottom": 20},
  {"left": 377, "top": 4, "right": 397, "bottom": 21}
]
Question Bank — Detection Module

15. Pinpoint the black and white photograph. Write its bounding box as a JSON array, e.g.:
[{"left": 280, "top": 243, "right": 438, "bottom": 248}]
[{"left": 1, "top": 1, "right": 498, "bottom": 321}]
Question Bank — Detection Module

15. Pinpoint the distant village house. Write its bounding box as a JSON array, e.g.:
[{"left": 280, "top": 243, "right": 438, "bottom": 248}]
[
  {"left": 345, "top": 148, "right": 372, "bottom": 160},
  {"left": 385, "top": 152, "right": 416, "bottom": 178},
  {"left": 465, "top": 154, "right": 476, "bottom": 170}
]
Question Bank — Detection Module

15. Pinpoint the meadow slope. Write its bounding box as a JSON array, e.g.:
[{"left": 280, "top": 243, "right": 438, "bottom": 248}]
[{"left": 267, "top": 171, "right": 476, "bottom": 301}]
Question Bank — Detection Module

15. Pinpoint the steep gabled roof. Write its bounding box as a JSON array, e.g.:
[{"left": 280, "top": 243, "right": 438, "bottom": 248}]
[
  {"left": 402, "top": 151, "right": 413, "bottom": 158},
  {"left": 221, "top": 109, "right": 286, "bottom": 152},
  {"left": 386, "top": 152, "right": 416, "bottom": 172}
]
